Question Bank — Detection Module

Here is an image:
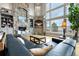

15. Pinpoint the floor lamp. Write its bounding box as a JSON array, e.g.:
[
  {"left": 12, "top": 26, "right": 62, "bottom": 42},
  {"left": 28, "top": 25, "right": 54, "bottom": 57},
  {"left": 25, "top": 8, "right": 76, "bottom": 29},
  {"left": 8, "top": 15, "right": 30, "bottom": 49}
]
[{"left": 61, "top": 19, "right": 67, "bottom": 39}]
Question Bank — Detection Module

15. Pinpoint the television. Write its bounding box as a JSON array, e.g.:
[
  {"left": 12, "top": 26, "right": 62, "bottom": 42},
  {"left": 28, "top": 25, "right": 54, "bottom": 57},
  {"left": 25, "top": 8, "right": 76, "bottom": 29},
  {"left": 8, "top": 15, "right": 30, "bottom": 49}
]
[{"left": 18, "top": 27, "right": 26, "bottom": 31}]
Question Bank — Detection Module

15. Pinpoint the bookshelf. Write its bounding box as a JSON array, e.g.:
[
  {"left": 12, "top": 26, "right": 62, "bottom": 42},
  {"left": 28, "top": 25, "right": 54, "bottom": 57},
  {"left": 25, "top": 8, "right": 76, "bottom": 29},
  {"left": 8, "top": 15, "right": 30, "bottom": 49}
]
[{"left": 1, "top": 14, "right": 13, "bottom": 28}]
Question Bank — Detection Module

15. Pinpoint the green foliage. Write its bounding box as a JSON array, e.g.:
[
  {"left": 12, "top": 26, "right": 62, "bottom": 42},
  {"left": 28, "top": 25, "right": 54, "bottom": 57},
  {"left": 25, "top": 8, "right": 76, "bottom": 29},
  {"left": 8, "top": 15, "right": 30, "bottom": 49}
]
[{"left": 68, "top": 3, "right": 79, "bottom": 31}]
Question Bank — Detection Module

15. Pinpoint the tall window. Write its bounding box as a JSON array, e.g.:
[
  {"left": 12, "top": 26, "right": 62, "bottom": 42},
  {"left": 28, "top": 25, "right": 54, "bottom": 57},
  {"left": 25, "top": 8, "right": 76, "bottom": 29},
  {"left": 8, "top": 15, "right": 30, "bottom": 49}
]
[
  {"left": 50, "top": 3, "right": 63, "bottom": 9},
  {"left": 50, "top": 7, "right": 64, "bottom": 18},
  {"left": 46, "top": 13, "right": 50, "bottom": 19},
  {"left": 46, "top": 3, "right": 51, "bottom": 11},
  {"left": 46, "top": 21, "right": 50, "bottom": 31},
  {"left": 45, "top": 3, "right": 73, "bottom": 35},
  {"left": 66, "top": 5, "right": 70, "bottom": 15}
]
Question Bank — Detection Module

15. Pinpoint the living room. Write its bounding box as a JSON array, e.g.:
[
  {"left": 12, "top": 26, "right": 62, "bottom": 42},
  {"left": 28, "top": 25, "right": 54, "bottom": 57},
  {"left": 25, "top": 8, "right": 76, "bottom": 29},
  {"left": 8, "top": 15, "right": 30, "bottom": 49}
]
[{"left": 0, "top": 3, "right": 79, "bottom": 56}]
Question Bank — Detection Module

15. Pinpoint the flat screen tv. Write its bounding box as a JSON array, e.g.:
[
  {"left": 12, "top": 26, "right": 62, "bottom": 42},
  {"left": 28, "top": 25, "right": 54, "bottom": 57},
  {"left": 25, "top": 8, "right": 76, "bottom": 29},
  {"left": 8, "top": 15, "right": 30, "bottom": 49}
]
[{"left": 18, "top": 27, "right": 26, "bottom": 31}]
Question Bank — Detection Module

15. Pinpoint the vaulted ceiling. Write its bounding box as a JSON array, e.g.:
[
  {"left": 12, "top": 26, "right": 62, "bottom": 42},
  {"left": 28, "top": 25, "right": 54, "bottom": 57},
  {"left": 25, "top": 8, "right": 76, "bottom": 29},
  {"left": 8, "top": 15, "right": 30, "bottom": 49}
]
[
  {"left": 28, "top": 3, "right": 45, "bottom": 17},
  {"left": 0, "top": 3, "right": 46, "bottom": 20}
]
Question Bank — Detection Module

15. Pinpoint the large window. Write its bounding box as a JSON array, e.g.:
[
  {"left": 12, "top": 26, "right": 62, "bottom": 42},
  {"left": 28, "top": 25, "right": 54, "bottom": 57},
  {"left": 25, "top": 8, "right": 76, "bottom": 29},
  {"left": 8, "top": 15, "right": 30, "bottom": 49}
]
[
  {"left": 46, "top": 3, "right": 64, "bottom": 19},
  {"left": 45, "top": 21, "right": 51, "bottom": 32},
  {"left": 45, "top": 3, "right": 73, "bottom": 36},
  {"left": 46, "top": 3, "right": 51, "bottom": 11},
  {"left": 50, "top": 7, "right": 64, "bottom": 18},
  {"left": 50, "top": 19, "right": 71, "bottom": 32},
  {"left": 46, "top": 13, "right": 50, "bottom": 19},
  {"left": 51, "top": 19, "right": 63, "bottom": 33},
  {"left": 50, "top": 3, "right": 63, "bottom": 9},
  {"left": 66, "top": 5, "right": 70, "bottom": 15}
]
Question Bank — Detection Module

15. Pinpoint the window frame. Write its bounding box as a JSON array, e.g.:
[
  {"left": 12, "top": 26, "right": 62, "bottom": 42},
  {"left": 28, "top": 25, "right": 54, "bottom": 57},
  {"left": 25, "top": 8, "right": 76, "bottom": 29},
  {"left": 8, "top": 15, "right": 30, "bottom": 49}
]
[{"left": 45, "top": 3, "right": 76, "bottom": 37}]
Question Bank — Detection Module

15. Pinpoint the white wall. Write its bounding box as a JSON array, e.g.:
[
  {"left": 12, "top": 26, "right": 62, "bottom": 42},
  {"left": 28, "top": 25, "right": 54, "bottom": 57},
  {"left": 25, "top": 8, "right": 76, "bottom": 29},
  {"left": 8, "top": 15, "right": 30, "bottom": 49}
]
[
  {"left": 0, "top": 3, "right": 12, "bottom": 10},
  {"left": 28, "top": 3, "right": 34, "bottom": 16}
]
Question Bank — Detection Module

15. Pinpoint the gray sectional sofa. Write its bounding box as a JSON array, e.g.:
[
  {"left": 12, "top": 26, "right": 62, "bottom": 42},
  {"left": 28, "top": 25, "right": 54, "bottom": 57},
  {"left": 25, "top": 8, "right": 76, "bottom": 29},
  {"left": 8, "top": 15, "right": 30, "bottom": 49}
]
[
  {"left": 46, "top": 38, "right": 76, "bottom": 56},
  {"left": 6, "top": 34, "right": 76, "bottom": 56}
]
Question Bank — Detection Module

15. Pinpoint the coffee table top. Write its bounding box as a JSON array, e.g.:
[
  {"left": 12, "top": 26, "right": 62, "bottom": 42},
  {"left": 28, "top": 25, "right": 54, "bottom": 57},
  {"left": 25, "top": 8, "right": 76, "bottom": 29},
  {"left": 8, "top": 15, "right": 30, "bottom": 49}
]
[{"left": 30, "top": 35, "right": 45, "bottom": 39}]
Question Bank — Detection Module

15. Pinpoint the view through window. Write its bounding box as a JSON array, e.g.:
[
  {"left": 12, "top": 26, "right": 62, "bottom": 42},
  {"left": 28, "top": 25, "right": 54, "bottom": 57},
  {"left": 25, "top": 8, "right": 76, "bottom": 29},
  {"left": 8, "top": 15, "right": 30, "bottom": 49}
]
[{"left": 45, "top": 3, "right": 75, "bottom": 37}]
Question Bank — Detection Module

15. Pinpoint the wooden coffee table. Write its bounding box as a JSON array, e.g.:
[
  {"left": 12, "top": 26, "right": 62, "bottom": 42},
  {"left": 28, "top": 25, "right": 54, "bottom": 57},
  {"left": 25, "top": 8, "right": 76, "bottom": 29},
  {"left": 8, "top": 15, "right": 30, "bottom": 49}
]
[{"left": 30, "top": 35, "right": 46, "bottom": 44}]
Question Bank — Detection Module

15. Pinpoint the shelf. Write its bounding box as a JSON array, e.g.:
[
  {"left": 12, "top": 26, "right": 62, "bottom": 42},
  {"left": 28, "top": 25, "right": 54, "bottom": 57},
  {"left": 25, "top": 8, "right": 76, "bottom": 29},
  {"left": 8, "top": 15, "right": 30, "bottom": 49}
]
[{"left": 1, "top": 13, "right": 13, "bottom": 28}]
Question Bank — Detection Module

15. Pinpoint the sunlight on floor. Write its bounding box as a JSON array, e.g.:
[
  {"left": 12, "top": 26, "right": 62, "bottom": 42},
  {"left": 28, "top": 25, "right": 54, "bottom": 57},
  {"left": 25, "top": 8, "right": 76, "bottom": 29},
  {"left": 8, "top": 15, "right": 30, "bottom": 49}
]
[{"left": 75, "top": 43, "right": 79, "bottom": 56}]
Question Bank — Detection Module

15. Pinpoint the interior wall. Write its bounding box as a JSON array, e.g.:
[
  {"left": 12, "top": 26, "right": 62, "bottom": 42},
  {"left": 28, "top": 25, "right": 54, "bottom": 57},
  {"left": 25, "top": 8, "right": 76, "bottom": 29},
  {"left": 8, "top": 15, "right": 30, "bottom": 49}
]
[
  {"left": 34, "top": 4, "right": 46, "bottom": 35},
  {"left": 0, "top": 3, "right": 14, "bottom": 34},
  {"left": 0, "top": 3, "right": 46, "bottom": 35},
  {"left": 0, "top": 3, "right": 29, "bottom": 34}
]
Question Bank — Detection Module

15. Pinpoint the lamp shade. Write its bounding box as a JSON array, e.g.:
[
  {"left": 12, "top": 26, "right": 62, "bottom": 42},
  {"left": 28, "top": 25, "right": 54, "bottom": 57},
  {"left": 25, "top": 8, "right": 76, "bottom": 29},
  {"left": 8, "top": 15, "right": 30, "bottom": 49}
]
[{"left": 61, "top": 19, "right": 67, "bottom": 29}]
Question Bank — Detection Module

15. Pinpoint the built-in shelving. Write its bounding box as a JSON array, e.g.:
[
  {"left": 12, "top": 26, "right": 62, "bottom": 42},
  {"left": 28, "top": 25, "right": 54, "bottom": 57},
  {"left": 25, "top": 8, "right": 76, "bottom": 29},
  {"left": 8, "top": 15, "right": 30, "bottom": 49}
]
[{"left": 1, "top": 14, "right": 13, "bottom": 28}]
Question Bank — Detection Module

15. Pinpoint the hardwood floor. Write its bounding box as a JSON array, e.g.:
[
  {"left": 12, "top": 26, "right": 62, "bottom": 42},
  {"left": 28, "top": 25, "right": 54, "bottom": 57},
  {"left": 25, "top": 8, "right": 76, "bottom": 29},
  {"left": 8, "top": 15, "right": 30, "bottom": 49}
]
[{"left": 75, "top": 43, "right": 79, "bottom": 56}]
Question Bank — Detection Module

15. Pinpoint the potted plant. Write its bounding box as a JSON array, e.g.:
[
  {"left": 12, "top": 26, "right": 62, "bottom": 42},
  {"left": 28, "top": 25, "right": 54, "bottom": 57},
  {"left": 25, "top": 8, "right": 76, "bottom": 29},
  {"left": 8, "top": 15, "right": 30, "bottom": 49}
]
[{"left": 68, "top": 3, "right": 79, "bottom": 41}]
